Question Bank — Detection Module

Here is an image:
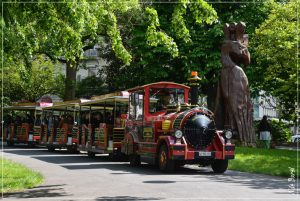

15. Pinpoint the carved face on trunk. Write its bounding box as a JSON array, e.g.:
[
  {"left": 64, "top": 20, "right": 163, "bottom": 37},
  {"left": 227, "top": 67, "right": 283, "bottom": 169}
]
[{"left": 227, "top": 41, "right": 250, "bottom": 66}]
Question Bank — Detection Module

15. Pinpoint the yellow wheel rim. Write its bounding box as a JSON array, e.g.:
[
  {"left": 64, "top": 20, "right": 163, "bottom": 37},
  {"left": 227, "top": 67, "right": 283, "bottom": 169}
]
[{"left": 160, "top": 150, "right": 167, "bottom": 168}]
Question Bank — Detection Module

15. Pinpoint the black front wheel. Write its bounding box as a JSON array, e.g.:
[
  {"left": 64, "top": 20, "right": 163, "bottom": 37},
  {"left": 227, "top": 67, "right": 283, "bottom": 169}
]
[
  {"left": 211, "top": 159, "right": 228, "bottom": 173},
  {"left": 129, "top": 154, "right": 141, "bottom": 166},
  {"left": 158, "top": 145, "right": 175, "bottom": 173}
]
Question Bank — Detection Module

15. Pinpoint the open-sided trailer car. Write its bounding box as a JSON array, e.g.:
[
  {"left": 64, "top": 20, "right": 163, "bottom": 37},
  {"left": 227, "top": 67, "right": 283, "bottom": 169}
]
[
  {"left": 3, "top": 103, "right": 46, "bottom": 147},
  {"left": 78, "top": 92, "right": 129, "bottom": 158},
  {"left": 43, "top": 100, "right": 87, "bottom": 153}
]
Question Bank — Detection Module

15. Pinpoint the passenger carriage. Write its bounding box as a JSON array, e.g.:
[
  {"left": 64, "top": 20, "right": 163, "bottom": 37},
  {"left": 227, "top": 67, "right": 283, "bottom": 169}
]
[
  {"left": 3, "top": 102, "right": 48, "bottom": 147},
  {"left": 78, "top": 91, "right": 129, "bottom": 158},
  {"left": 43, "top": 100, "right": 87, "bottom": 153}
]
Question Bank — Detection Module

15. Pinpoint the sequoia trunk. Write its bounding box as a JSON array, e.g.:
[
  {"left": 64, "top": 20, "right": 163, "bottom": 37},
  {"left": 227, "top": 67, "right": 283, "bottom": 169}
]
[{"left": 64, "top": 61, "right": 77, "bottom": 101}]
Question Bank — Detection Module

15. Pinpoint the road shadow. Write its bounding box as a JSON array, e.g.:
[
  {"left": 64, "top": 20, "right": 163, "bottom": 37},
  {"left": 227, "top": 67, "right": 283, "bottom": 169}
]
[
  {"left": 33, "top": 154, "right": 104, "bottom": 164},
  {"left": 4, "top": 146, "right": 298, "bottom": 196},
  {"left": 96, "top": 196, "right": 162, "bottom": 200},
  {"left": 4, "top": 184, "right": 70, "bottom": 199},
  {"left": 3, "top": 145, "right": 79, "bottom": 156},
  {"left": 61, "top": 162, "right": 215, "bottom": 175},
  {"left": 202, "top": 170, "right": 299, "bottom": 195}
]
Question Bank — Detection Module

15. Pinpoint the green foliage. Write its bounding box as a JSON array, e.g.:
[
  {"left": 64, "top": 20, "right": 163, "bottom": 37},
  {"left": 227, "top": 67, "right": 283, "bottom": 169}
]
[
  {"left": 101, "top": 0, "right": 219, "bottom": 91},
  {"left": 189, "top": 0, "right": 217, "bottom": 25},
  {"left": 76, "top": 75, "right": 108, "bottom": 98},
  {"left": 1, "top": 157, "right": 44, "bottom": 193},
  {"left": 170, "top": 0, "right": 217, "bottom": 43},
  {"left": 145, "top": 7, "right": 179, "bottom": 57},
  {"left": 269, "top": 119, "right": 293, "bottom": 143},
  {"left": 171, "top": 0, "right": 191, "bottom": 43},
  {"left": 254, "top": 119, "right": 293, "bottom": 143},
  {"left": 2, "top": 1, "right": 138, "bottom": 64},
  {"left": 253, "top": 0, "right": 298, "bottom": 120},
  {"left": 229, "top": 147, "right": 299, "bottom": 178},
  {"left": 2, "top": 1, "right": 139, "bottom": 100},
  {"left": 101, "top": 0, "right": 275, "bottom": 107},
  {"left": 2, "top": 1, "right": 189, "bottom": 99},
  {"left": 1, "top": 55, "right": 64, "bottom": 103}
]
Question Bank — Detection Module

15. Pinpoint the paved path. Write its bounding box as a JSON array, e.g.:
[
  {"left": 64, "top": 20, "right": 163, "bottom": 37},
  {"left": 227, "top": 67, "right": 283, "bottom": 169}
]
[
  {"left": 275, "top": 146, "right": 299, "bottom": 151},
  {"left": 2, "top": 146, "right": 299, "bottom": 201}
]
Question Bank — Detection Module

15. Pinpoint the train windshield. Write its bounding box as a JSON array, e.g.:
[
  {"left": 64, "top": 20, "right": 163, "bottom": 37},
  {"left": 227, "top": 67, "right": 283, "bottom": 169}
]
[{"left": 149, "top": 88, "right": 184, "bottom": 113}]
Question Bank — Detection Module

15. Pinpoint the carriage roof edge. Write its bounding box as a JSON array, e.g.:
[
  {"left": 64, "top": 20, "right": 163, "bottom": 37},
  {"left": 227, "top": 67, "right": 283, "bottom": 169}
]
[
  {"left": 4, "top": 102, "right": 48, "bottom": 111},
  {"left": 80, "top": 92, "right": 129, "bottom": 107},
  {"left": 42, "top": 99, "right": 89, "bottom": 111},
  {"left": 127, "top": 82, "right": 190, "bottom": 92}
]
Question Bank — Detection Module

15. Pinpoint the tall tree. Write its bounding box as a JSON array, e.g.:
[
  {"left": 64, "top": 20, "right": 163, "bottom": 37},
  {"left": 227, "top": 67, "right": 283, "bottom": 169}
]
[
  {"left": 2, "top": 1, "right": 138, "bottom": 100},
  {"left": 101, "top": 0, "right": 218, "bottom": 90},
  {"left": 2, "top": 0, "right": 190, "bottom": 100},
  {"left": 253, "top": 0, "right": 298, "bottom": 120},
  {"left": 101, "top": 0, "right": 274, "bottom": 110}
]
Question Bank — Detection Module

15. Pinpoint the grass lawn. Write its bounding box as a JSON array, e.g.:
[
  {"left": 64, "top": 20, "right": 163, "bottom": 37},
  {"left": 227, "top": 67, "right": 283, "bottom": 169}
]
[
  {"left": 228, "top": 147, "right": 299, "bottom": 177},
  {"left": 0, "top": 157, "right": 43, "bottom": 193}
]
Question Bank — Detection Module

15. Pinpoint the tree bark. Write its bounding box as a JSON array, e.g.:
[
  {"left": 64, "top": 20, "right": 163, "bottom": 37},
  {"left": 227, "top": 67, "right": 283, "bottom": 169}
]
[
  {"left": 64, "top": 61, "right": 77, "bottom": 101},
  {"left": 206, "top": 83, "right": 225, "bottom": 130}
]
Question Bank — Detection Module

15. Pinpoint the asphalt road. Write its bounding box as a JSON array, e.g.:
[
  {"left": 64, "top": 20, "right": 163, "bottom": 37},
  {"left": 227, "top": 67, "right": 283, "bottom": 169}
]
[{"left": 2, "top": 145, "right": 299, "bottom": 201}]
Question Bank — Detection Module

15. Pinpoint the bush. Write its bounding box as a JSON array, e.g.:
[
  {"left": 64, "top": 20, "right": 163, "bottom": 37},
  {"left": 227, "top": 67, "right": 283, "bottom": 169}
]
[
  {"left": 254, "top": 119, "right": 292, "bottom": 143},
  {"left": 269, "top": 119, "right": 292, "bottom": 143}
]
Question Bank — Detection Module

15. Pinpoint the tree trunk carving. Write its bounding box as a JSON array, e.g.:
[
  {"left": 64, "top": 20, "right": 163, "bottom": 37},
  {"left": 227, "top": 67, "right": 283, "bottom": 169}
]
[{"left": 215, "top": 22, "right": 256, "bottom": 145}]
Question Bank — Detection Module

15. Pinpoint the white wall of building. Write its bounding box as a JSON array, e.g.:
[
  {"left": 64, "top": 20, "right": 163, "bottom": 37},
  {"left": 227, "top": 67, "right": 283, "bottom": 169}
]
[
  {"left": 60, "top": 48, "right": 107, "bottom": 82},
  {"left": 252, "top": 91, "right": 278, "bottom": 120}
]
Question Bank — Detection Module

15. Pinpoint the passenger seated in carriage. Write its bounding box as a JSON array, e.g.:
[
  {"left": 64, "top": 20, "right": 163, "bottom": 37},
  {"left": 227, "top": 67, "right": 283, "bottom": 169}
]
[
  {"left": 81, "top": 113, "right": 89, "bottom": 144},
  {"left": 91, "top": 113, "right": 102, "bottom": 144},
  {"left": 105, "top": 112, "right": 114, "bottom": 125}
]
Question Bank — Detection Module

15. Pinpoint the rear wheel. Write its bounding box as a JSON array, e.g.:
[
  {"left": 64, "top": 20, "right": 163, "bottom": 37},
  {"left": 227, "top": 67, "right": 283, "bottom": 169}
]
[
  {"left": 67, "top": 146, "right": 78, "bottom": 154},
  {"left": 109, "top": 153, "right": 121, "bottom": 161},
  {"left": 28, "top": 142, "right": 35, "bottom": 148},
  {"left": 129, "top": 154, "right": 141, "bottom": 166},
  {"left": 211, "top": 159, "right": 228, "bottom": 173},
  {"left": 87, "top": 151, "right": 95, "bottom": 158},
  {"left": 47, "top": 146, "right": 55, "bottom": 152},
  {"left": 6, "top": 140, "right": 14, "bottom": 146},
  {"left": 158, "top": 145, "right": 175, "bottom": 173}
]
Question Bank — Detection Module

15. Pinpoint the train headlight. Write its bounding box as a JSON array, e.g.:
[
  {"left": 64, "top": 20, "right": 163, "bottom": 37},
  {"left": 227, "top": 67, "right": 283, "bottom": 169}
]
[
  {"left": 225, "top": 130, "right": 233, "bottom": 139},
  {"left": 175, "top": 130, "right": 183, "bottom": 139}
]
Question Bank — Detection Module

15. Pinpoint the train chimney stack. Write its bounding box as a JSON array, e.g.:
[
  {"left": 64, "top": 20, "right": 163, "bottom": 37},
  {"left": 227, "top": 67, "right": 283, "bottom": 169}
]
[{"left": 188, "top": 71, "right": 201, "bottom": 106}]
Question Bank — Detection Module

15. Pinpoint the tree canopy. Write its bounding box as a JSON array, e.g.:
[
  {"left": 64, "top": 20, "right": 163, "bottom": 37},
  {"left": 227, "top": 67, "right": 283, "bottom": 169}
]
[
  {"left": 2, "top": 0, "right": 218, "bottom": 100},
  {"left": 1, "top": 0, "right": 297, "bottom": 121},
  {"left": 2, "top": 55, "right": 64, "bottom": 104},
  {"left": 2, "top": 0, "right": 140, "bottom": 63},
  {"left": 253, "top": 0, "right": 298, "bottom": 120},
  {"left": 101, "top": 0, "right": 274, "bottom": 109},
  {"left": 2, "top": 0, "right": 142, "bottom": 100}
]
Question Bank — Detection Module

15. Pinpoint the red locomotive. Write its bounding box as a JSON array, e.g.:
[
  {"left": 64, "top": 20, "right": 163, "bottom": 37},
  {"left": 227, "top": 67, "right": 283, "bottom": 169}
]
[{"left": 121, "top": 72, "right": 235, "bottom": 173}]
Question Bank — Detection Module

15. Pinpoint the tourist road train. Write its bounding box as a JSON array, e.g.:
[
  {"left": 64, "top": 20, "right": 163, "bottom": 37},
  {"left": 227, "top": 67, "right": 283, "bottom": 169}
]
[{"left": 2, "top": 72, "right": 235, "bottom": 173}]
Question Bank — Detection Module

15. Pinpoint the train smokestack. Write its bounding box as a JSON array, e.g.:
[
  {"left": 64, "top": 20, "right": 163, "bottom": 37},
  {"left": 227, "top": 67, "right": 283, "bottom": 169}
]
[{"left": 188, "top": 71, "right": 201, "bottom": 105}]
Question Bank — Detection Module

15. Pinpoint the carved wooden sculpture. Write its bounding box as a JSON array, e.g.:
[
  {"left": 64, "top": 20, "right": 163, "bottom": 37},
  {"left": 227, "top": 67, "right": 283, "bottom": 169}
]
[{"left": 217, "top": 22, "right": 255, "bottom": 144}]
